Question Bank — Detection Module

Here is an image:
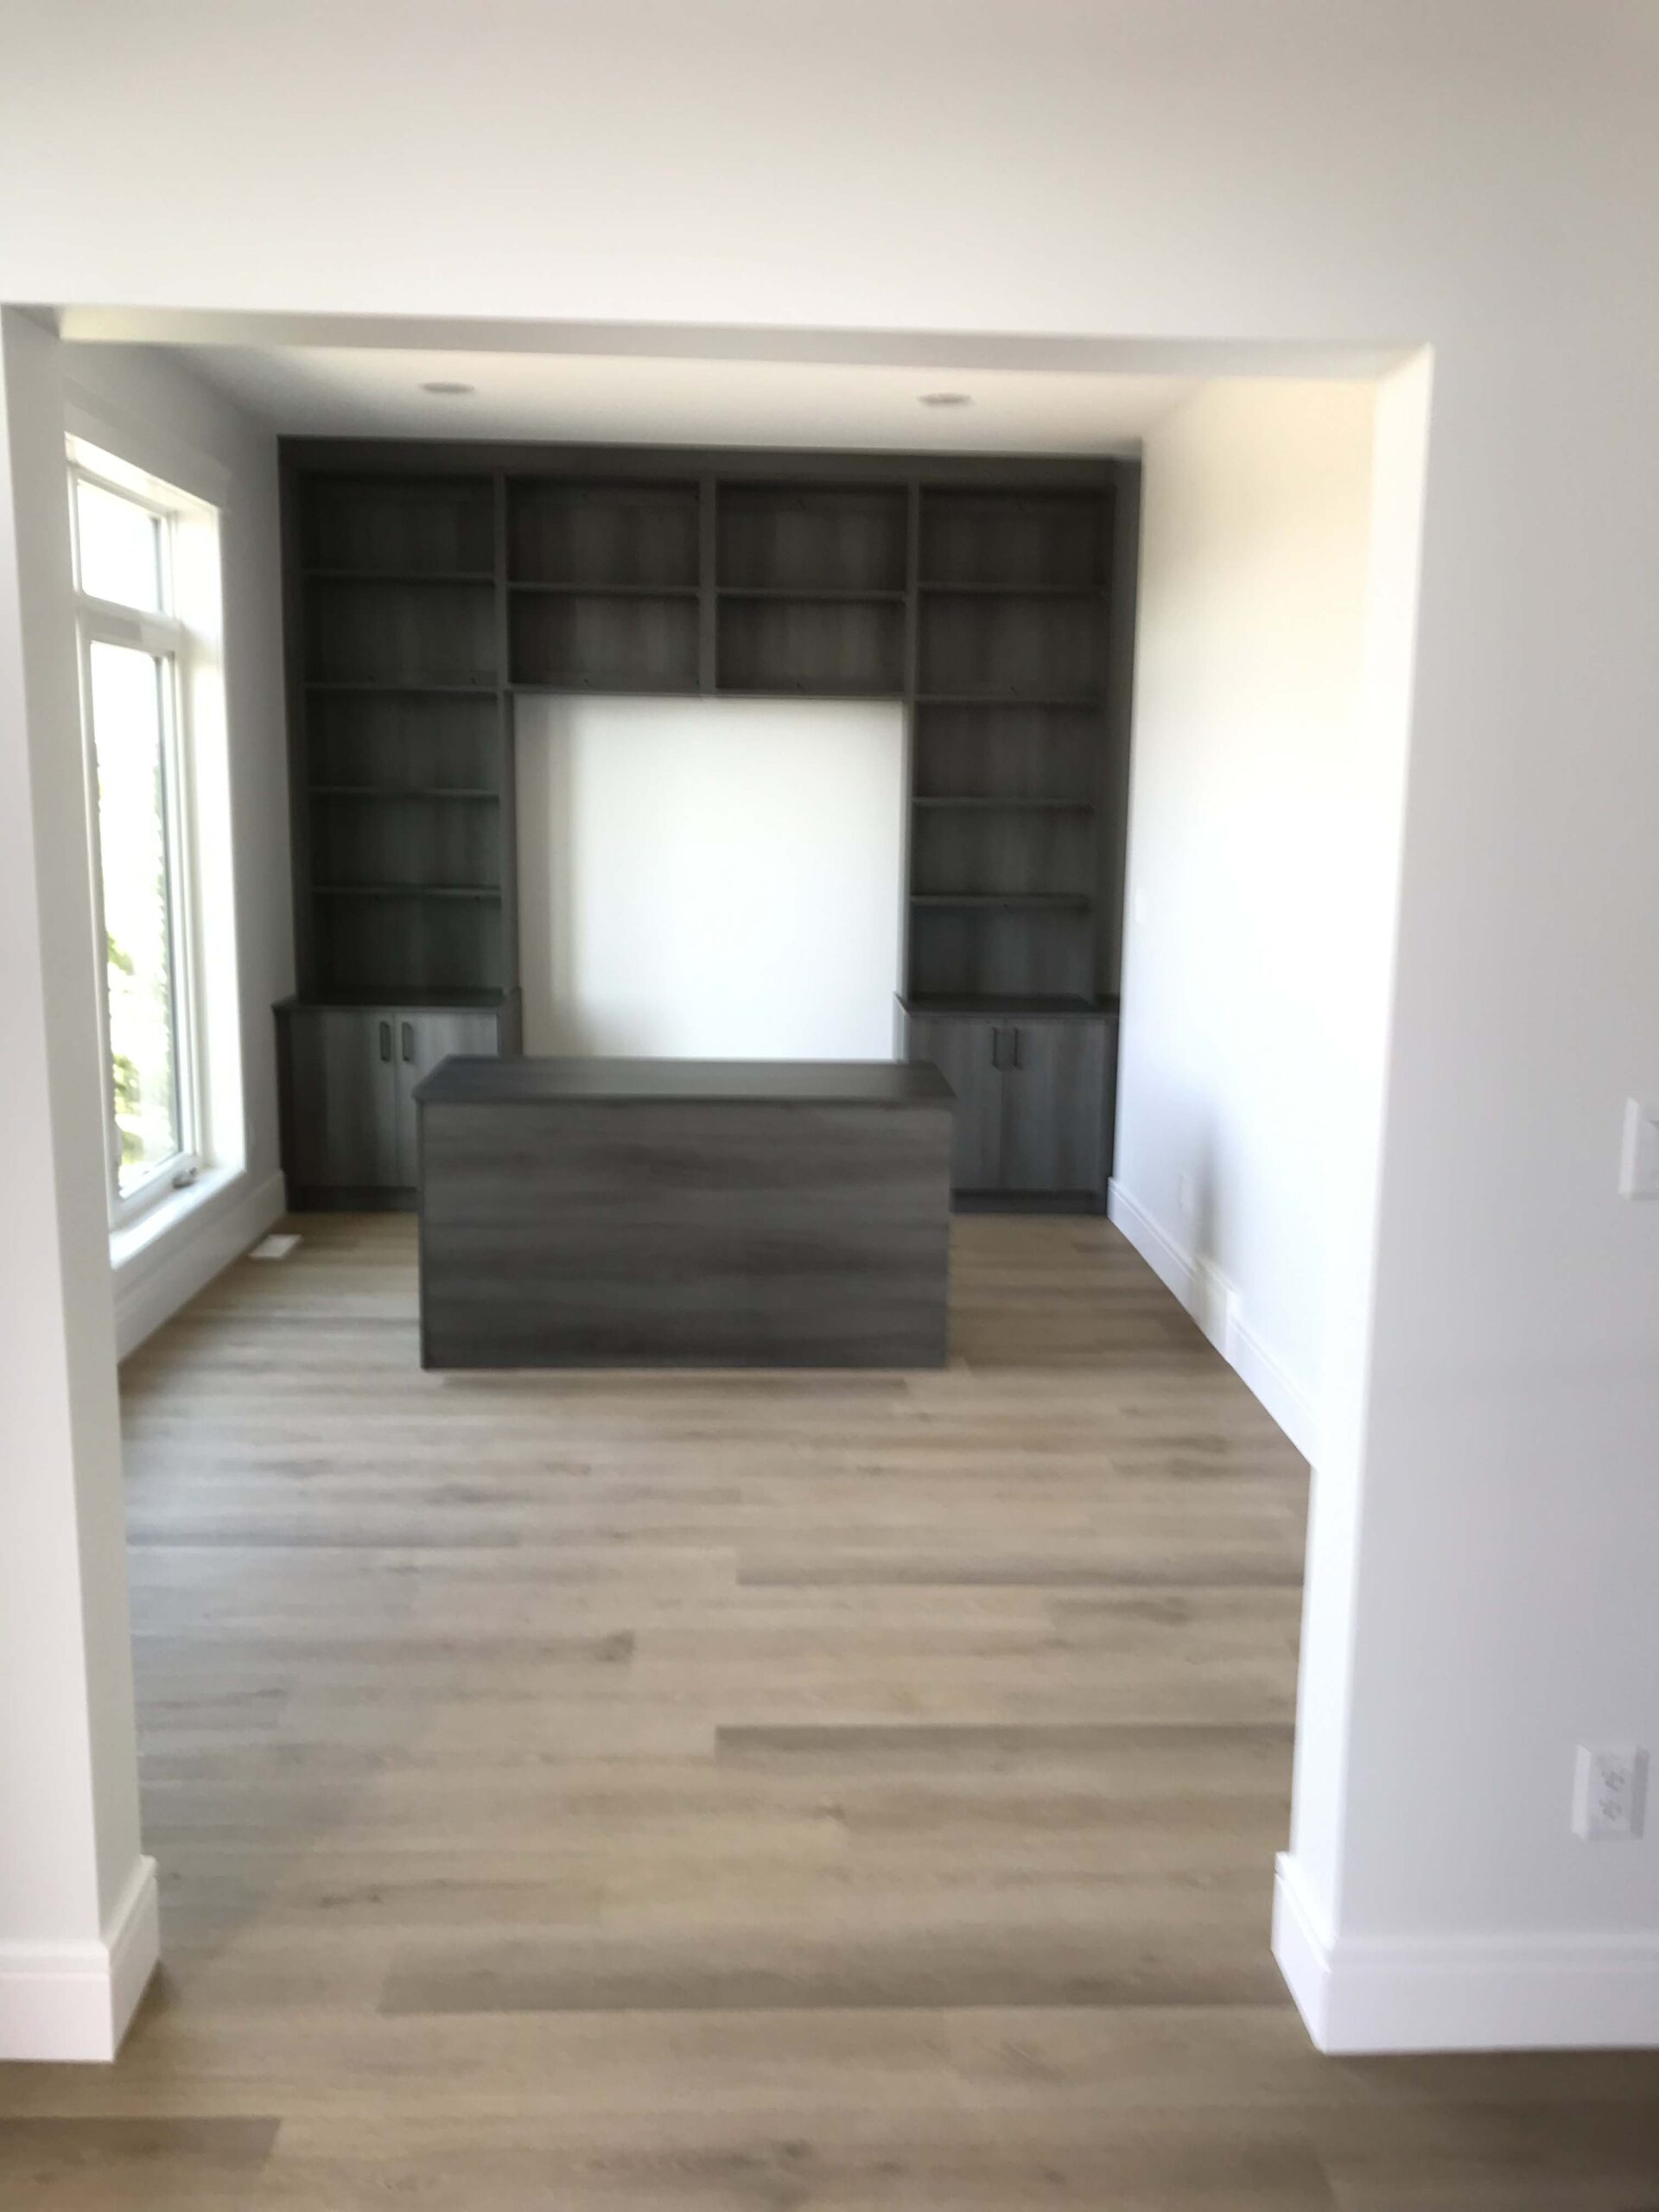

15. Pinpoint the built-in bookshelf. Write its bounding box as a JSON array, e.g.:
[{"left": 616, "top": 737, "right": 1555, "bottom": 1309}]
[
  {"left": 291, "top": 474, "right": 510, "bottom": 1002},
  {"left": 906, "top": 488, "right": 1113, "bottom": 1012},
  {"left": 283, "top": 446, "right": 1132, "bottom": 1052}
]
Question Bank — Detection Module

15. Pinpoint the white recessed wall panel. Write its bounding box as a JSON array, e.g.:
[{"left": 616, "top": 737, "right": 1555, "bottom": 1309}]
[
  {"left": 1113, "top": 376, "right": 1383, "bottom": 1460},
  {"left": 516, "top": 696, "right": 904, "bottom": 1060}
]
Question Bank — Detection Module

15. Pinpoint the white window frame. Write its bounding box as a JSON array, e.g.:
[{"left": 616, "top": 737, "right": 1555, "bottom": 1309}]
[{"left": 69, "top": 459, "right": 206, "bottom": 1228}]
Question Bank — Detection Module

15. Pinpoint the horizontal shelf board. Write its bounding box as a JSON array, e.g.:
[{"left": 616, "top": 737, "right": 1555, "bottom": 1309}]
[
  {"left": 507, "top": 581, "right": 700, "bottom": 597},
  {"left": 715, "top": 586, "right": 906, "bottom": 603},
  {"left": 914, "top": 693, "right": 1103, "bottom": 709},
  {"left": 912, "top": 796, "right": 1095, "bottom": 811},
  {"left": 903, "top": 993, "right": 1116, "bottom": 1016},
  {"left": 717, "top": 685, "right": 906, "bottom": 702},
  {"left": 304, "top": 569, "right": 495, "bottom": 585},
  {"left": 909, "top": 893, "right": 1094, "bottom": 911},
  {"left": 509, "top": 680, "right": 699, "bottom": 696},
  {"left": 304, "top": 681, "right": 500, "bottom": 696},
  {"left": 309, "top": 785, "right": 499, "bottom": 798},
  {"left": 918, "top": 581, "right": 1105, "bottom": 598},
  {"left": 313, "top": 884, "right": 503, "bottom": 900}
]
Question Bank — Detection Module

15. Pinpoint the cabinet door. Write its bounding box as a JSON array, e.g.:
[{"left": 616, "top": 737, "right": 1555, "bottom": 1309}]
[
  {"left": 285, "top": 1008, "right": 400, "bottom": 1192},
  {"left": 906, "top": 1015, "right": 1005, "bottom": 1192},
  {"left": 999, "top": 1017, "right": 1108, "bottom": 1196},
  {"left": 393, "top": 1008, "right": 503, "bottom": 1185}
]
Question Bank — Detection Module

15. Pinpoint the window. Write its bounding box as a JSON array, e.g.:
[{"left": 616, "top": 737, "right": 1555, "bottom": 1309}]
[{"left": 70, "top": 454, "right": 208, "bottom": 1223}]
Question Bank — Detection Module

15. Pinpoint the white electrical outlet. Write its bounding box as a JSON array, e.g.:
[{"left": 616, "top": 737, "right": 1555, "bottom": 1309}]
[
  {"left": 1618, "top": 1099, "right": 1659, "bottom": 1198},
  {"left": 1573, "top": 1744, "right": 1647, "bottom": 1840}
]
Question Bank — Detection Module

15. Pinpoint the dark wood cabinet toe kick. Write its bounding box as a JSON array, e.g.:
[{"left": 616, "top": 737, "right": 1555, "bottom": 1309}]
[{"left": 414, "top": 1057, "right": 954, "bottom": 1369}]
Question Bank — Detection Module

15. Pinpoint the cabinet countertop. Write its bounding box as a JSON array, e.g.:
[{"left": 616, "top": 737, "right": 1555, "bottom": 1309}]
[
  {"left": 276, "top": 991, "right": 516, "bottom": 1013},
  {"left": 414, "top": 1057, "right": 954, "bottom": 1109}
]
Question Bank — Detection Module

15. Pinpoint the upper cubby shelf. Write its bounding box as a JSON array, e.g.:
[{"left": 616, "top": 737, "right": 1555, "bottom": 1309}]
[
  {"left": 716, "top": 596, "right": 904, "bottom": 697},
  {"left": 300, "top": 475, "right": 496, "bottom": 578},
  {"left": 918, "top": 488, "right": 1106, "bottom": 590},
  {"left": 508, "top": 480, "right": 699, "bottom": 589},
  {"left": 510, "top": 591, "right": 700, "bottom": 691},
  {"left": 716, "top": 483, "right": 906, "bottom": 594}
]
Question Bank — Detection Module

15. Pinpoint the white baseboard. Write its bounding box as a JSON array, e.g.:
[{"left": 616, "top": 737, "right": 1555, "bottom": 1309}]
[
  {"left": 1274, "top": 1852, "right": 1659, "bottom": 2052},
  {"left": 1272, "top": 1851, "right": 1338, "bottom": 2048},
  {"left": 1227, "top": 1307, "right": 1319, "bottom": 1464},
  {"left": 0, "top": 1855, "right": 158, "bottom": 2062},
  {"left": 1106, "top": 1178, "right": 1194, "bottom": 1305},
  {"left": 112, "top": 1168, "right": 286, "bottom": 1360},
  {"left": 1106, "top": 1178, "right": 1320, "bottom": 1461}
]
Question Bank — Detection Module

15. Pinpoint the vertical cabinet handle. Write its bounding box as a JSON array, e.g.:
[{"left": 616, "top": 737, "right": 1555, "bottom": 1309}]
[
  {"left": 378, "top": 1020, "right": 392, "bottom": 1063},
  {"left": 1009, "top": 1027, "right": 1023, "bottom": 1070},
  {"left": 401, "top": 1022, "right": 415, "bottom": 1065}
]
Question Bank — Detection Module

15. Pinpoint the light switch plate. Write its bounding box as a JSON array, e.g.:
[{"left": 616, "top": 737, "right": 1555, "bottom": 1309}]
[{"left": 1618, "top": 1100, "right": 1659, "bottom": 1198}]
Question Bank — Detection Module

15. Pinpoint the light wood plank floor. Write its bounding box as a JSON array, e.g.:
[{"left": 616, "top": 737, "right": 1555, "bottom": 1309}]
[{"left": 3, "top": 1214, "right": 1657, "bottom": 2206}]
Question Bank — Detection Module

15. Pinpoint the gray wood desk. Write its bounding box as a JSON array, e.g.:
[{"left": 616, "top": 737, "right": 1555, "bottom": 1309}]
[{"left": 414, "top": 1058, "right": 954, "bottom": 1369}]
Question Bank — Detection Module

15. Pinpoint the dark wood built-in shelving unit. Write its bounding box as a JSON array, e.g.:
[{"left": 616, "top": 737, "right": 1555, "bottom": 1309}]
[
  {"left": 289, "top": 472, "right": 510, "bottom": 1012},
  {"left": 279, "top": 442, "right": 1139, "bottom": 1211}
]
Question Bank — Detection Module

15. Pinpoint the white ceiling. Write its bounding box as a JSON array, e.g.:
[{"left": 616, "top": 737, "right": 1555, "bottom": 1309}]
[{"left": 173, "top": 345, "right": 1198, "bottom": 453}]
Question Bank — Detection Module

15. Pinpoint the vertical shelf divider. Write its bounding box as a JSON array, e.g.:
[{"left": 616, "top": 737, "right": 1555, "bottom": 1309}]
[
  {"left": 493, "top": 469, "right": 518, "bottom": 1005},
  {"left": 900, "top": 478, "right": 923, "bottom": 1007},
  {"left": 698, "top": 474, "right": 719, "bottom": 695},
  {"left": 280, "top": 456, "right": 316, "bottom": 998}
]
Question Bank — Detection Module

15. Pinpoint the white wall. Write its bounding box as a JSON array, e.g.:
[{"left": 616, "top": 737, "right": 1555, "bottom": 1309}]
[
  {"left": 3, "top": 0, "right": 1659, "bottom": 2055},
  {"left": 58, "top": 344, "right": 293, "bottom": 1354},
  {"left": 517, "top": 696, "right": 903, "bottom": 1060},
  {"left": 1111, "top": 379, "right": 1383, "bottom": 1460},
  {"left": 0, "top": 326, "right": 289, "bottom": 2056},
  {"left": 0, "top": 308, "right": 154, "bottom": 2060}
]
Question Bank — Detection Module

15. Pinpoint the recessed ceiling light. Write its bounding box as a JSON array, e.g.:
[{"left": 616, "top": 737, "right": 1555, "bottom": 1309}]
[
  {"left": 918, "top": 391, "right": 971, "bottom": 408},
  {"left": 421, "top": 379, "right": 474, "bottom": 397}
]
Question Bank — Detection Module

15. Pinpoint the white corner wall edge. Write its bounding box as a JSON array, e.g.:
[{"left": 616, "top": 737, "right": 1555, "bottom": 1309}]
[
  {"left": 0, "top": 1855, "right": 158, "bottom": 2062},
  {"left": 112, "top": 1169, "right": 286, "bottom": 1361},
  {"left": 1106, "top": 1179, "right": 1320, "bottom": 1462},
  {"left": 1274, "top": 1853, "right": 1659, "bottom": 2053}
]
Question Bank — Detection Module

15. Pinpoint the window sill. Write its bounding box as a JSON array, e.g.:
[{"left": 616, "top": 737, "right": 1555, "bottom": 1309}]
[{"left": 110, "top": 1166, "right": 242, "bottom": 1277}]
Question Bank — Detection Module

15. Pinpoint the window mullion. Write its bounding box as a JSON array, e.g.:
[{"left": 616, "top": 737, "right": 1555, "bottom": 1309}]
[
  {"left": 159, "top": 645, "right": 200, "bottom": 1175},
  {"left": 75, "top": 621, "right": 126, "bottom": 1218},
  {"left": 76, "top": 596, "right": 183, "bottom": 656}
]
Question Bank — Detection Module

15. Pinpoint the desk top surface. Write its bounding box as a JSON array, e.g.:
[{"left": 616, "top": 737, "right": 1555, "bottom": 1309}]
[{"left": 415, "top": 1056, "right": 954, "bottom": 1109}]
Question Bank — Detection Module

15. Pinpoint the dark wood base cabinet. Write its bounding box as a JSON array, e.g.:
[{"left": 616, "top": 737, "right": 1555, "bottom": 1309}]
[
  {"left": 903, "top": 1005, "right": 1116, "bottom": 1211},
  {"left": 415, "top": 1058, "right": 953, "bottom": 1370},
  {"left": 276, "top": 995, "right": 521, "bottom": 1211}
]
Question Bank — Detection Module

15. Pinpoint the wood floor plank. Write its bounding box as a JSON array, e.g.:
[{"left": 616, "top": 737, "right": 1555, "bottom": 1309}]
[{"left": 5, "top": 1213, "right": 1657, "bottom": 2207}]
